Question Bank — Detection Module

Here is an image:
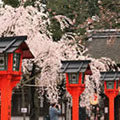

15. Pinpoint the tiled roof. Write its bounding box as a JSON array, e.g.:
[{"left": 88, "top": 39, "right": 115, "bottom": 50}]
[
  {"left": 100, "top": 72, "right": 120, "bottom": 81},
  {"left": 60, "top": 60, "right": 91, "bottom": 73},
  {"left": 88, "top": 29, "right": 120, "bottom": 39},
  {"left": 85, "top": 29, "right": 120, "bottom": 63},
  {"left": 0, "top": 36, "right": 34, "bottom": 59}
]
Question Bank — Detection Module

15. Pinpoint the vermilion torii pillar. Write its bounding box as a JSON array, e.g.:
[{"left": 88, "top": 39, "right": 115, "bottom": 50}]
[
  {"left": 61, "top": 60, "right": 92, "bottom": 120},
  {"left": 100, "top": 72, "right": 120, "bottom": 120},
  {"left": 0, "top": 36, "right": 34, "bottom": 120}
]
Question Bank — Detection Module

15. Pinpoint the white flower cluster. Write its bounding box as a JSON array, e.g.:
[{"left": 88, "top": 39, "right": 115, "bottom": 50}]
[
  {"left": 80, "top": 57, "right": 119, "bottom": 114},
  {"left": 0, "top": 5, "right": 119, "bottom": 108},
  {"left": 0, "top": 4, "right": 85, "bottom": 102}
]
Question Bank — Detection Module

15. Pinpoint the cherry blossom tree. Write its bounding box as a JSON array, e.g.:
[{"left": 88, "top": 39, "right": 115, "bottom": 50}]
[
  {"left": 0, "top": 4, "right": 87, "bottom": 102},
  {"left": 0, "top": 3, "right": 119, "bottom": 116},
  {"left": 80, "top": 57, "right": 119, "bottom": 115}
]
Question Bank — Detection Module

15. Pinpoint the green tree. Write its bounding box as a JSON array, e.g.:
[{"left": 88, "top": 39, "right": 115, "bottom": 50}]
[
  {"left": 24, "top": 0, "right": 37, "bottom": 7},
  {"left": 2, "top": 0, "right": 120, "bottom": 40},
  {"left": 46, "top": 0, "right": 120, "bottom": 41},
  {"left": 3, "top": 0, "right": 20, "bottom": 7},
  {"left": 2, "top": 0, "right": 37, "bottom": 7},
  {"left": 46, "top": 0, "right": 100, "bottom": 41},
  {"left": 94, "top": 0, "right": 120, "bottom": 29}
]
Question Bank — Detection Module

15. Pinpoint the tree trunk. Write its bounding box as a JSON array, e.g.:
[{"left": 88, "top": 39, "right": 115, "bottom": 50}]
[{"left": 29, "top": 63, "right": 39, "bottom": 120}]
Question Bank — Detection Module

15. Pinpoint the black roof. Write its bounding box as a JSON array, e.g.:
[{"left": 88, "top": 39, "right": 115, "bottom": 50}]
[
  {"left": 0, "top": 36, "right": 27, "bottom": 53},
  {"left": 60, "top": 60, "right": 91, "bottom": 73},
  {"left": 100, "top": 71, "right": 120, "bottom": 81},
  {"left": 88, "top": 29, "right": 120, "bottom": 39},
  {"left": 86, "top": 29, "right": 120, "bottom": 63}
]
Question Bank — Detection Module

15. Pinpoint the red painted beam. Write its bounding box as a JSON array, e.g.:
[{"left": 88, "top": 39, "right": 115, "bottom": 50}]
[
  {"left": 1, "top": 88, "right": 12, "bottom": 120},
  {"left": 109, "top": 96, "right": 114, "bottom": 120},
  {"left": 0, "top": 75, "right": 20, "bottom": 120},
  {"left": 105, "top": 91, "right": 118, "bottom": 120},
  {"left": 66, "top": 73, "right": 85, "bottom": 120},
  {"left": 1, "top": 76, "right": 12, "bottom": 120},
  {"left": 72, "top": 94, "right": 79, "bottom": 120}
]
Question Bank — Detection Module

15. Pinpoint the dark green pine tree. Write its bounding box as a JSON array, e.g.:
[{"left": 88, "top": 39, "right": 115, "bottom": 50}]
[
  {"left": 46, "top": 0, "right": 100, "bottom": 41},
  {"left": 46, "top": 0, "right": 120, "bottom": 41},
  {"left": 24, "top": 0, "right": 37, "bottom": 7},
  {"left": 2, "top": 0, "right": 20, "bottom": 7},
  {"left": 2, "top": 0, "right": 120, "bottom": 40},
  {"left": 2, "top": 0, "right": 37, "bottom": 7}
]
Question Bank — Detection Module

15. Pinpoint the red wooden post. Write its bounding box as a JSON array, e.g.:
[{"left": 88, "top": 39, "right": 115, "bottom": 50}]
[
  {"left": 61, "top": 60, "right": 91, "bottom": 120},
  {"left": 0, "top": 36, "right": 34, "bottom": 120},
  {"left": 105, "top": 92, "right": 117, "bottom": 120},
  {"left": 66, "top": 73, "right": 85, "bottom": 120},
  {"left": 72, "top": 89, "right": 81, "bottom": 120},
  {"left": 104, "top": 81, "right": 118, "bottom": 120},
  {"left": 0, "top": 75, "right": 21, "bottom": 120},
  {"left": 100, "top": 72, "right": 120, "bottom": 120},
  {"left": 109, "top": 96, "right": 114, "bottom": 120},
  {"left": 1, "top": 76, "right": 12, "bottom": 120},
  {"left": 67, "top": 87, "right": 81, "bottom": 120}
]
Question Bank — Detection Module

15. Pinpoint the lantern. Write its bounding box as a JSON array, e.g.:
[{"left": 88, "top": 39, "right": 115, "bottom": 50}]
[
  {"left": 68, "top": 73, "right": 79, "bottom": 84},
  {"left": 61, "top": 60, "right": 91, "bottom": 120},
  {"left": 100, "top": 72, "right": 120, "bottom": 120},
  {"left": 0, "top": 36, "right": 34, "bottom": 120},
  {"left": 0, "top": 54, "right": 7, "bottom": 70},
  {"left": 61, "top": 60, "right": 91, "bottom": 85},
  {"left": 106, "top": 81, "right": 114, "bottom": 89}
]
